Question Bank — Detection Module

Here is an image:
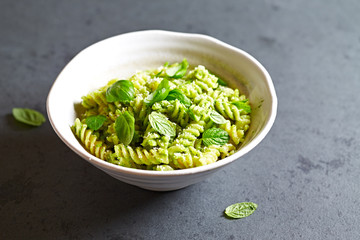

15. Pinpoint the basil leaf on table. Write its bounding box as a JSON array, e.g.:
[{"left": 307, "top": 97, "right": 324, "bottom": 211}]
[
  {"left": 106, "top": 80, "right": 135, "bottom": 103},
  {"left": 144, "top": 79, "right": 170, "bottom": 106},
  {"left": 224, "top": 202, "right": 258, "bottom": 219},
  {"left": 209, "top": 110, "right": 227, "bottom": 124},
  {"left": 232, "top": 100, "right": 252, "bottom": 114},
  {"left": 166, "top": 59, "right": 189, "bottom": 79},
  {"left": 115, "top": 111, "right": 135, "bottom": 145},
  {"left": 148, "top": 112, "right": 176, "bottom": 137},
  {"left": 85, "top": 115, "right": 107, "bottom": 130},
  {"left": 165, "top": 89, "right": 191, "bottom": 107},
  {"left": 12, "top": 108, "right": 46, "bottom": 126},
  {"left": 202, "top": 128, "right": 229, "bottom": 146}
]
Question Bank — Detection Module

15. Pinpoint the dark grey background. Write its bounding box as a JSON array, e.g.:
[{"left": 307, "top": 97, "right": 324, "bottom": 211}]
[{"left": 1, "top": 0, "right": 359, "bottom": 239}]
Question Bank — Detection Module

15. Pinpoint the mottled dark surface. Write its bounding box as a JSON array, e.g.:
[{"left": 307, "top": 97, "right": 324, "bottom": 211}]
[{"left": 1, "top": 0, "right": 360, "bottom": 239}]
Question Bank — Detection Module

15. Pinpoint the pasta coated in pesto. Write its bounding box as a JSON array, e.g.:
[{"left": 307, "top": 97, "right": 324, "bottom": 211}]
[{"left": 71, "top": 59, "right": 251, "bottom": 170}]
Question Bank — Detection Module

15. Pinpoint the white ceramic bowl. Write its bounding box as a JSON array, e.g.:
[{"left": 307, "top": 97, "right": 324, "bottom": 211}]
[{"left": 47, "top": 30, "right": 277, "bottom": 191}]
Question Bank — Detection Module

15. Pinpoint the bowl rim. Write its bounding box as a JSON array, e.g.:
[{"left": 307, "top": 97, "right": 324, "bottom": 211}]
[{"left": 46, "top": 29, "right": 278, "bottom": 177}]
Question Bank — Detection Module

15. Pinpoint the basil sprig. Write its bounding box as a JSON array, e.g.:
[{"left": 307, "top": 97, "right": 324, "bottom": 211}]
[
  {"left": 115, "top": 111, "right": 135, "bottom": 145},
  {"left": 209, "top": 110, "right": 227, "bottom": 124},
  {"left": 202, "top": 128, "right": 229, "bottom": 146},
  {"left": 165, "top": 89, "right": 191, "bottom": 107},
  {"left": 148, "top": 112, "right": 176, "bottom": 137},
  {"left": 224, "top": 202, "right": 258, "bottom": 219},
  {"left": 144, "top": 79, "right": 170, "bottom": 106},
  {"left": 166, "top": 59, "right": 189, "bottom": 79},
  {"left": 85, "top": 115, "right": 107, "bottom": 130},
  {"left": 106, "top": 80, "right": 135, "bottom": 103},
  {"left": 232, "top": 100, "right": 251, "bottom": 114},
  {"left": 12, "top": 108, "right": 46, "bottom": 126}
]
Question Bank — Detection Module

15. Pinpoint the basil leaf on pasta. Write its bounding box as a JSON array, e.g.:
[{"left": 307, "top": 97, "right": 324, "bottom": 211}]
[
  {"left": 145, "top": 78, "right": 170, "bottom": 106},
  {"left": 165, "top": 89, "right": 191, "bottom": 107},
  {"left": 209, "top": 110, "right": 227, "bottom": 124},
  {"left": 166, "top": 59, "right": 189, "bottom": 78},
  {"left": 85, "top": 115, "right": 107, "bottom": 130},
  {"left": 12, "top": 108, "right": 46, "bottom": 126},
  {"left": 106, "top": 80, "right": 135, "bottom": 103},
  {"left": 149, "top": 112, "right": 176, "bottom": 137},
  {"left": 224, "top": 202, "right": 258, "bottom": 219},
  {"left": 217, "top": 78, "right": 227, "bottom": 86},
  {"left": 232, "top": 100, "right": 252, "bottom": 113},
  {"left": 115, "top": 111, "right": 135, "bottom": 145},
  {"left": 202, "top": 128, "right": 229, "bottom": 146}
]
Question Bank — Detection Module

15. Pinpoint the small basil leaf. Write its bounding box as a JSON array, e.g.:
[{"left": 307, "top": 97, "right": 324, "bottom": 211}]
[
  {"left": 85, "top": 115, "right": 107, "bottom": 130},
  {"left": 232, "top": 100, "right": 252, "bottom": 113},
  {"left": 209, "top": 110, "right": 227, "bottom": 124},
  {"left": 144, "top": 79, "right": 170, "bottom": 106},
  {"left": 148, "top": 112, "right": 176, "bottom": 137},
  {"left": 12, "top": 108, "right": 46, "bottom": 126},
  {"left": 217, "top": 78, "right": 227, "bottom": 86},
  {"left": 165, "top": 89, "right": 191, "bottom": 107},
  {"left": 115, "top": 111, "right": 135, "bottom": 145},
  {"left": 224, "top": 202, "right": 258, "bottom": 219},
  {"left": 166, "top": 59, "right": 189, "bottom": 79},
  {"left": 202, "top": 128, "right": 229, "bottom": 146},
  {"left": 106, "top": 80, "right": 135, "bottom": 103}
]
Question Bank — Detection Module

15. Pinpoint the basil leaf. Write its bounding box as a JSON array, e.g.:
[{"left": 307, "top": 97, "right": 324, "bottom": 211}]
[
  {"left": 166, "top": 59, "right": 189, "bottom": 78},
  {"left": 85, "top": 115, "right": 107, "bottom": 130},
  {"left": 106, "top": 80, "right": 135, "bottom": 103},
  {"left": 209, "top": 110, "right": 227, "bottom": 124},
  {"left": 217, "top": 78, "right": 227, "bottom": 86},
  {"left": 115, "top": 111, "right": 135, "bottom": 145},
  {"left": 155, "top": 62, "right": 169, "bottom": 77},
  {"left": 232, "top": 100, "right": 252, "bottom": 113},
  {"left": 144, "top": 79, "right": 170, "bottom": 106},
  {"left": 202, "top": 128, "right": 229, "bottom": 146},
  {"left": 12, "top": 108, "right": 46, "bottom": 126},
  {"left": 165, "top": 89, "right": 191, "bottom": 107},
  {"left": 148, "top": 112, "right": 176, "bottom": 137},
  {"left": 224, "top": 202, "right": 258, "bottom": 219}
]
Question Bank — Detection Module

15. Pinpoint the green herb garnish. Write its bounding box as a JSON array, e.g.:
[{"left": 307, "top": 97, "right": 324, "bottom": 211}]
[
  {"left": 145, "top": 78, "right": 170, "bottom": 106},
  {"left": 115, "top": 111, "right": 135, "bottom": 145},
  {"left": 166, "top": 59, "right": 189, "bottom": 78},
  {"left": 85, "top": 115, "right": 107, "bottom": 130},
  {"left": 232, "top": 100, "right": 252, "bottom": 114},
  {"left": 106, "top": 80, "right": 135, "bottom": 103},
  {"left": 148, "top": 112, "right": 176, "bottom": 137},
  {"left": 165, "top": 89, "right": 191, "bottom": 107},
  {"left": 202, "top": 128, "right": 229, "bottom": 146},
  {"left": 224, "top": 202, "right": 258, "bottom": 219},
  {"left": 209, "top": 110, "right": 227, "bottom": 124},
  {"left": 217, "top": 78, "right": 227, "bottom": 86},
  {"left": 12, "top": 108, "right": 46, "bottom": 126}
]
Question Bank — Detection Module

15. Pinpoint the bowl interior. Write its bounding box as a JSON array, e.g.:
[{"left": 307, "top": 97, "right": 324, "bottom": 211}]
[{"left": 47, "top": 30, "right": 277, "bottom": 178}]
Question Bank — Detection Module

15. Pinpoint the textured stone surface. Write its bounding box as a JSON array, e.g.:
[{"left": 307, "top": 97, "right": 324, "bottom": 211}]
[{"left": 1, "top": 0, "right": 360, "bottom": 239}]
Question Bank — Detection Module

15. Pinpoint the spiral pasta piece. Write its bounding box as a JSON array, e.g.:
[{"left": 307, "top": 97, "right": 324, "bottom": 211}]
[
  {"left": 215, "top": 101, "right": 242, "bottom": 121},
  {"left": 152, "top": 100, "right": 189, "bottom": 127},
  {"left": 72, "top": 118, "right": 110, "bottom": 160},
  {"left": 114, "top": 144, "right": 169, "bottom": 165},
  {"left": 219, "top": 120, "right": 245, "bottom": 145}
]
